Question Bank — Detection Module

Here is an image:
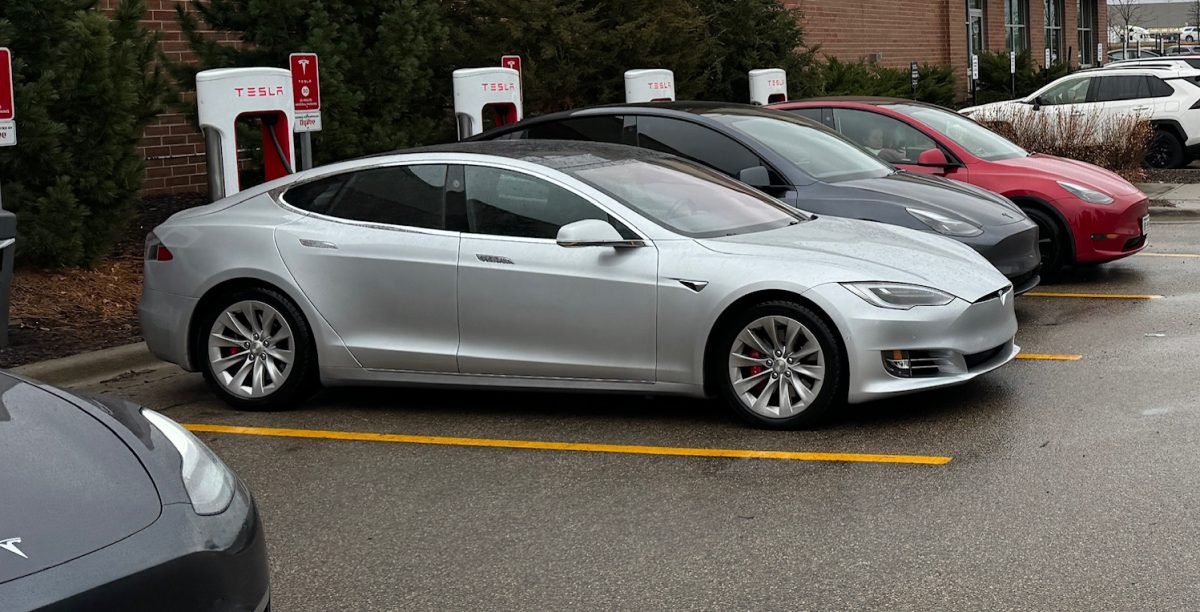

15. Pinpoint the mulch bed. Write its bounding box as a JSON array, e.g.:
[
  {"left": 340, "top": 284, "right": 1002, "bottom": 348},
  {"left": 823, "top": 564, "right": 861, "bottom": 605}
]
[{"left": 0, "top": 193, "right": 207, "bottom": 368}]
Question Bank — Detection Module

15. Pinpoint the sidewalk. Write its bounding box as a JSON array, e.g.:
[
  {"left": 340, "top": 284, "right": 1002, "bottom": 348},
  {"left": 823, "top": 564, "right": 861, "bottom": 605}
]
[{"left": 1138, "top": 183, "right": 1200, "bottom": 218}]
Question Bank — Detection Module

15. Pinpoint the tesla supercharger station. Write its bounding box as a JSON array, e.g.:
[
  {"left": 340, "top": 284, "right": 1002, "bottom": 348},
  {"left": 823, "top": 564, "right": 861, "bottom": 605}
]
[
  {"left": 625, "top": 69, "right": 675, "bottom": 103},
  {"left": 749, "top": 68, "right": 788, "bottom": 105},
  {"left": 196, "top": 67, "right": 296, "bottom": 200},
  {"left": 453, "top": 67, "right": 522, "bottom": 140}
]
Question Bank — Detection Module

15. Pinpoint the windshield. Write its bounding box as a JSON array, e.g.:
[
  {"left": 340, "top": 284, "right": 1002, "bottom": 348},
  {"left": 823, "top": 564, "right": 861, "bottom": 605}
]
[
  {"left": 572, "top": 157, "right": 803, "bottom": 238},
  {"left": 889, "top": 103, "right": 1028, "bottom": 161},
  {"left": 709, "top": 113, "right": 893, "bottom": 183}
]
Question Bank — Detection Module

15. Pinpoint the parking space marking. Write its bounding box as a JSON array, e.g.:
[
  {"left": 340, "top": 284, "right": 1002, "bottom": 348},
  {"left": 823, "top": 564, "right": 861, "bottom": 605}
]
[
  {"left": 1023, "top": 291, "right": 1163, "bottom": 299},
  {"left": 1016, "top": 353, "right": 1083, "bottom": 361},
  {"left": 184, "top": 423, "right": 953, "bottom": 465},
  {"left": 1137, "top": 252, "right": 1200, "bottom": 258}
]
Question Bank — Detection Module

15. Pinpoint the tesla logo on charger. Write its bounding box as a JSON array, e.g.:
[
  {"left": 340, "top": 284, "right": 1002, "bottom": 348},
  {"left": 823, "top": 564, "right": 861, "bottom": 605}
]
[
  {"left": 0, "top": 537, "right": 27, "bottom": 560},
  {"left": 647, "top": 82, "right": 672, "bottom": 90},
  {"left": 233, "top": 86, "right": 286, "bottom": 98},
  {"left": 766, "top": 79, "right": 785, "bottom": 87},
  {"left": 480, "top": 82, "right": 516, "bottom": 92}
]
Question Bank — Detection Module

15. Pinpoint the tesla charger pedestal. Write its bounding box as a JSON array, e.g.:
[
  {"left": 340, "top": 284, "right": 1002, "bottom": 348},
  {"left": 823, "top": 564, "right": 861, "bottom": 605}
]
[
  {"left": 749, "top": 68, "right": 787, "bottom": 105},
  {"left": 625, "top": 69, "right": 675, "bottom": 103},
  {"left": 196, "top": 67, "right": 296, "bottom": 200},
  {"left": 453, "top": 67, "right": 522, "bottom": 140}
]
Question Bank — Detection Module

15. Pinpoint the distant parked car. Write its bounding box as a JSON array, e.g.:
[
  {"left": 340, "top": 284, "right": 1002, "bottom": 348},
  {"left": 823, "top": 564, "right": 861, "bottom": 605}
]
[
  {"left": 0, "top": 374, "right": 269, "bottom": 610},
  {"left": 1107, "top": 49, "right": 1161, "bottom": 61},
  {"left": 1164, "top": 45, "right": 1200, "bottom": 56},
  {"left": 776, "top": 98, "right": 1150, "bottom": 276},
  {"left": 1110, "top": 25, "right": 1150, "bottom": 44},
  {"left": 960, "top": 66, "right": 1200, "bottom": 169},
  {"left": 1181, "top": 26, "right": 1199, "bottom": 42}
]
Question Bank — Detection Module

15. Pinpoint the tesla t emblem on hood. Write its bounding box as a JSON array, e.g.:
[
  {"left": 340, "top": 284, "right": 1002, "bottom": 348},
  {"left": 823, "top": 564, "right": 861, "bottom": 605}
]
[
  {"left": 0, "top": 537, "right": 27, "bottom": 559},
  {"left": 1000, "top": 290, "right": 1009, "bottom": 306}
]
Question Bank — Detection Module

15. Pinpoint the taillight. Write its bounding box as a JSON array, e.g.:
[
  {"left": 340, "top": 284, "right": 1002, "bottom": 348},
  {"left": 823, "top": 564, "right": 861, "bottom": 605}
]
[{"left": 145, "top": 233, "right": 174, "bottom": 261}]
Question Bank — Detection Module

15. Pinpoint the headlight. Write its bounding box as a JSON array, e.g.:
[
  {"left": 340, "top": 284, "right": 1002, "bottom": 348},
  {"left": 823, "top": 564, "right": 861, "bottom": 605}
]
[
  {"left": 142, "top": 409, "right": 235, "bottom": 515},
  {"left": 1057, "top": 181, "right": 1113, "bottom": 204},
  {"left": 907, "top": 208, "right": 983, "bottom": 237},
  {"left": 842, "top": 282, "right": 957, "bottom": 309}
]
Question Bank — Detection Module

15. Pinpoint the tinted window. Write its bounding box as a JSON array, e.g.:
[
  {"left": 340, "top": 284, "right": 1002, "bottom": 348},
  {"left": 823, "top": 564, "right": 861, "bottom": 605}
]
[
  {"left": 1094, "top": 75, "right": 1151, "bottom": 101},
  {"left": 283, "top": 175, "right": 349, "bottom": 215},
  {"left": 891, "top": 104, "right": 1028, "bottom": 161},
  {"left": 523, "top": 116, "right": 625, "bottom": 143},
  {"left": 316, "top": 165, "right": 447, "bottom": 229},
  {"left": 710, "top": 113, "right": 893, "bottom": 182},
  {"left": 1148, "top": 76, "right": 1174, "bottom": 97},
  {"left": 464, "top": 166, "right": 620, "bottom": 239},
  {"left": 1038, "top": 77, "right": 1090, "bottom": 105},
  {"left": 634, "top": 116, "right": 762, "bottom": 177},
  {"left": 790, "top": 108, "right": 823, "bottom": 123},
  {"left": 830, "top": 109, "right": 938, "bottom": 164}
]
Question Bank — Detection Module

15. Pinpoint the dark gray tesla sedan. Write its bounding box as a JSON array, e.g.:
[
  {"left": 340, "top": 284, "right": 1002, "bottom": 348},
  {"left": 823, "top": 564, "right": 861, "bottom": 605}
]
[
  {"left": 0, "top": 373, "right": 268, "bottom": 611},
  {"left": 474, "top": 102, "right": 1042, "bottom": 293}
]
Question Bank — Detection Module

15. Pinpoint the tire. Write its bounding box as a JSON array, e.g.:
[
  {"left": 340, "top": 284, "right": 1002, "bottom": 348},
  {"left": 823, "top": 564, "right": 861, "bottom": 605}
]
[
  {"left": 1024, "top": 207, "right": 1067, "bottom": 279},
  {"left": 712, "top": 301, "right": 843, "bottom": 429},
  {"left": 194, "top": 286, "right": 319, "bottom": 411},
  {"left": 1146, "top": 128, "right": 1185, "bottom": 169},
  {"left": 1187, "top": 35, "right": 1195, "bottom": 42}
]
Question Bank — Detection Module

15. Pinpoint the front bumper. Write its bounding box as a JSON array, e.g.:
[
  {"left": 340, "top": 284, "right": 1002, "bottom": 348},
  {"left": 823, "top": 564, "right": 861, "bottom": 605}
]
[
  {"left": 959, "top": 219, "right": 1041, "bottom": 287},
  {"left": 1067, "top": 194, "right": 1150, "bottom": 263},
  {"left": 1, "top": 480, "right": 269, "bottom": 612},
  {"left": 804, "top": 282, "right": 1019, "bottom": 404},
  {"left": 139, "top": 287, "right": 199, "bottom": 371}
]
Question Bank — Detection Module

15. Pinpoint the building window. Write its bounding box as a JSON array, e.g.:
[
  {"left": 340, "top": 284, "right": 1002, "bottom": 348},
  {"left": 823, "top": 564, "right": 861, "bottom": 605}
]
[
  {"left": 1078, "top": 0, "right": 1095, "bottom": 66},
  {"left": 1005, "top": 0, "right": 1029, "bottom": 53},
  {"left": 1044, "top": 0, "right": 1065, "bottom": 65},
  {"left": 967, "top": 0, "right": 987, "bottom": 56}
]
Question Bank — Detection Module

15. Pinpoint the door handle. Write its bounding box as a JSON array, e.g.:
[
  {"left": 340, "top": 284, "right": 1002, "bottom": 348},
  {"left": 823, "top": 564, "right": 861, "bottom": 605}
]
[
  {"left": 1132, "top": 106, "right": 1151, "bottom": 112},
  {"left": 476, "top": 253, "right": 514, "bottom": 265}
]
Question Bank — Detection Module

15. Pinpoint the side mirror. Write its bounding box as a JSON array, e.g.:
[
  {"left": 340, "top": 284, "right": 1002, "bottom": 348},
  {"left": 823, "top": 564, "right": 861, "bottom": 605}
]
[
  {"left": 738, "top": 165, "right": 772, "bottom": 189},
  {"left": 1031, "top": 96, "right": 1043, "bottom": 111},
  {"left": 556, "top": 219, "right": 643, "bottom": 248},
  {"left": 917, "top": 148, "right": 952, "bottom": 167}
]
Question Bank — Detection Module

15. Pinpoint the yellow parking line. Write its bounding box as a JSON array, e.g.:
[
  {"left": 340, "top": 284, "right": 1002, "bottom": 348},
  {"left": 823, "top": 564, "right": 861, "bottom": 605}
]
[
  {"left": 1016, "top": 353, "right": 1083, "bottom": 361},
  {"left": 1023, "top": 291, "right": 1163, "bottom": 299},
  {"left": 183, "top": 423, "right": 952, "bottom": 465},
  {"left": 1137, "top": 252, "right": 1200, "bottom": 258}
]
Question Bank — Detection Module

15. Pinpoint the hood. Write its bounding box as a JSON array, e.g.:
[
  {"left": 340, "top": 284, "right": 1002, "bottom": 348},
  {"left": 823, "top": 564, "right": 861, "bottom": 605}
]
[
  {"left": 699, "top": 216, "right": 1009, "bottom": 302},
  {"left": 993, "top": 154, "right": 1144, "bottom": 198},
  {"left": 0, "top": 375, "right": 159, "bottom": 584},
  {"left": 958, "top": 100, "right": 1026, "bottom": 117},
  {"left": 831, "top": 172, "right": 1026, "bottom": 227}
]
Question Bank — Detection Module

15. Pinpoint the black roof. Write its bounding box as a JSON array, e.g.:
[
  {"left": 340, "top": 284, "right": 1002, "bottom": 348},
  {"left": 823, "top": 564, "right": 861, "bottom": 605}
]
[{"left": 403, "top": 139, "right": 672, "bottom": 170}]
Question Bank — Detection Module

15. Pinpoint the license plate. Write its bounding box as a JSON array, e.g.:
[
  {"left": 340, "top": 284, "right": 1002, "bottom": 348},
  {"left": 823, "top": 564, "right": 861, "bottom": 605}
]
[{"left": 1142, "top": 214, "right": 1150, "bottom": 236}]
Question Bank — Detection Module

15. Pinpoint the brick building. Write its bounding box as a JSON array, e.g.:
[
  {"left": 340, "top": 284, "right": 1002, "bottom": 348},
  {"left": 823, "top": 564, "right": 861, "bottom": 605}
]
[
  {"left": 117, "top": 1, "right": 1107, "bottom": 196},
  {"left": 792, "top": 0, "right": 1108, "bottom": 83}
]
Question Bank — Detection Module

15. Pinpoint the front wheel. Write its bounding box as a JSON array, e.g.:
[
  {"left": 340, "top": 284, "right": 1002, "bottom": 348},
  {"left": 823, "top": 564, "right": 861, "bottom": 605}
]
[
  {"left": 1025, "top": 207, "right": 1067, "bottom": 279},
  {"left": 1146, "top": 129, "right": 1185, "bottom": 169},
  {"left": 196, "top": 287, "right": 319, "bottom": 411},
  {"left": 714, "top": 301, "right": 843, "bottom": 429}
]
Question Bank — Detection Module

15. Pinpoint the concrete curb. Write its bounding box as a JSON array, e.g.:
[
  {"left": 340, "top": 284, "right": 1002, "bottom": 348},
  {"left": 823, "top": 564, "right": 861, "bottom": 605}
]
[
  {"left": 11, "top": 342, "right": 173, "bottom": 387},
  {"left": 1150, "top": 205, "right": 1200, "bottom": 218}
]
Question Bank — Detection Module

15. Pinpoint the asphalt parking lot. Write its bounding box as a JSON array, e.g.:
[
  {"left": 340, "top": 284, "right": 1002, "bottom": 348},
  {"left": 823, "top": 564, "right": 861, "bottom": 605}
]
[{"left": 79, "top": 219, "right": 1200, "bottom": 610}]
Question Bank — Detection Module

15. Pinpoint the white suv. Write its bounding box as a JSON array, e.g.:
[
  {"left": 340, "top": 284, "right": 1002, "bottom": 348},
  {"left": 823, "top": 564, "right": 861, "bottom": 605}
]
[
  {"left": 960, "top": 67, "right": 1200, "bottom": 168},
  {"left": 1182, "top": 26, "right": 1200, "bottom": 42}
]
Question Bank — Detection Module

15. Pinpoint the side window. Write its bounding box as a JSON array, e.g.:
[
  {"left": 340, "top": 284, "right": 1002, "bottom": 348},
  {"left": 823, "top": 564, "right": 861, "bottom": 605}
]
[
  {"left": 321, "top": 165, "right": 447, "bottom": 229},
  {"left": 830, "top": 109, "right": 938, "bottom": 164},
  {"left": 525, "top": 116, "right": 625, "bottom": 143},
  {"left": 634, "top": 116, "right": 763, "bottom": 178},
  {"left": 283, "top": 175, "right": 349, "bottom": 215},
  {"left": 790, "top": 108, "right": 823, "bottom": 123},
  {"left": 464, "top": 166, "right": 632, "bottom": 239},
  {"left": 1094, "top": 76, "right": 1151, "bottom": 102},
  {"left": 1147, "top": 76, "right": 1175, "bottom": 97},
  {"left": 1039, "top": 77, "right": 1091, "bottom": 105}
]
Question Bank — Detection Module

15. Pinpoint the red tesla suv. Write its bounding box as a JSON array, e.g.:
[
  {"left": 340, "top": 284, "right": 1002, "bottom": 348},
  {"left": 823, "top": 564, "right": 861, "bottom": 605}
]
[{"left": 772, "top": 98, "right": 1149, "bottom": 276}]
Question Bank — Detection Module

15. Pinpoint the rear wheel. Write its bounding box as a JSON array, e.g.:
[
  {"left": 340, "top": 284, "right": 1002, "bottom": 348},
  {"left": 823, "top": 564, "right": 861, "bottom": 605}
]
[
  {"left": 196, "top": 287, "right": 318, "bottom": 411},
  {"left": 1024, "top": 207, "right": 1067, "bottom": 278},
  {"left": 714, "top": 301, "right": 843, "bottom": 429},
  {"left": 1146, "top": 128, "right": 1185, "bottom": 169}
]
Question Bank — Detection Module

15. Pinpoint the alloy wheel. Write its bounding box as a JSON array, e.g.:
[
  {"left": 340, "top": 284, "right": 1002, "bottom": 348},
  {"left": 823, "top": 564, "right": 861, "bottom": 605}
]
[
  {"left": 207, "top": 300, "right": 295, "bottom": 398},
  {"left": 727, "top": 315, "right": 825, "bottom": 419}
]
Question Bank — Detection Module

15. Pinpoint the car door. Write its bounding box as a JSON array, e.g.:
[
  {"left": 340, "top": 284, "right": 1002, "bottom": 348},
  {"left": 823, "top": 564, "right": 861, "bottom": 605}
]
[
  {"left": 631, "top": 115, "right": 796, "bottom": 203},
  {"left": 1032, "top": 75, "right": 1095, "bottom": 125},
  {"left": 1092, "top": 74, "right": 1156, "bottom": 126},
  {"left": 274, "top": 163, "right": 461, "bottom": 372},
  {"left": 826, "top": 108, "right": 962, "bottom": 178},
  {"left": 454, "top": 163, "right": 658, "bottom": 381}
]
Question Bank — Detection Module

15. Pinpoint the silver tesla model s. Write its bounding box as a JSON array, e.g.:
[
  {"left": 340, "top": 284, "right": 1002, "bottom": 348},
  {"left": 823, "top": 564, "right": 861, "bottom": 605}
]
[{"left": 140, "top": 140, "right": 1018, "bottom": 428}]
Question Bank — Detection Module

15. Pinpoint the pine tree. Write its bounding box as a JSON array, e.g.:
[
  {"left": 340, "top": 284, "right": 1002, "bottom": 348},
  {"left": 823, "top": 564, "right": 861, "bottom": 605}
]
[
  {"left": 0, "top": 0, "right": 166, "bottom": 268},
  {"left": 176, "top": 0, "right": 451, "bottom": 163},
  {"left": 691, "top": 0, "right": 821, "bottom": 102}
]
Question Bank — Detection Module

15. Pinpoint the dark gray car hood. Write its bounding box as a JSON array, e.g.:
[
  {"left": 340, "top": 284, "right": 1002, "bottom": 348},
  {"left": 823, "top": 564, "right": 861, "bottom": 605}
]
[
  {"left": 0, "top": 375, "right": 159, "bottom": 584},
  {"left": 831, "top": 171, "right": 1026, "bottom": 228}
]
